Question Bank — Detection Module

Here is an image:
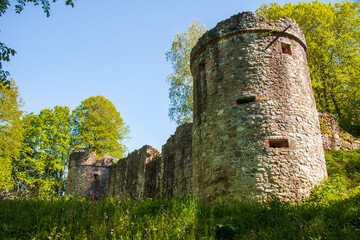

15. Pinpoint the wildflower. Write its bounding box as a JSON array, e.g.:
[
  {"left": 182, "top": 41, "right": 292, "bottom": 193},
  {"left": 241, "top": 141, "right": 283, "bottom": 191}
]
[{"left": 61, "top": 227, "right": 65, "bottom": 231}]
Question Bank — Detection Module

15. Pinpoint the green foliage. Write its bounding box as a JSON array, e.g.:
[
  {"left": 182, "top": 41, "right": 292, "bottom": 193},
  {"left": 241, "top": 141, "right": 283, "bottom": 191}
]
[
  {"left": 0, "top": 0, "right": 75, "bottom": 86},
  {"left": 307, "top": 149, "right": 360, "bottom": 206},
  {"left": 13, "top": 106, "right": 71, "bottom": 197},
  {"left": 0, "top": 79, "right": 23, "bottom": 190},
  {"left": 326, "top": 149, "right": 360, "bottom": 184},
  {"left": 256, "top": 0, "right": 360, "bottom": 136},
  {"left": 166, "top": 19, "right": 207, "bottom": 125},
  {"left": 71, "top": 95, "right": 129, "bottom": 159},
  {"left": 0, "top": 192, "right": 359, "bottom": 240},
  {"left": 0, "top": 195, "right": 198, "bottom": 239}
]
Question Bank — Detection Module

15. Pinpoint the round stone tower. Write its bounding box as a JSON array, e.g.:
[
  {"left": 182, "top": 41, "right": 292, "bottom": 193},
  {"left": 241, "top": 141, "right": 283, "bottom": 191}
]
[
  {"left": 66, "top": 151, "right": 113, "bottom": 196},
  {"left": 190, "top": 12, "right": 327, "bottom": 201}
]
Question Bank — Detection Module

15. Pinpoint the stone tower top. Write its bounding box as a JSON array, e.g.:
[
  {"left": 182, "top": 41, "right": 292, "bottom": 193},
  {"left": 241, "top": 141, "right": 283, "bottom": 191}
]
[
  {"left": 190, "top": 11, "right": 307, "bottom": 66},
  {"left": 69, "top": 150, "right": 113, "bottom": 168}
]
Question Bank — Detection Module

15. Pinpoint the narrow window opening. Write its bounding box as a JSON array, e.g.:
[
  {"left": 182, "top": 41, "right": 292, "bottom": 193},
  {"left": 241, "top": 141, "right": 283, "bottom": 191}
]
[
  {"left": 236, "top": 96, "right": 256, "bottom": 105},
  {"left": 281, "top": 43, "right": 292, "bottom": 55},
  {"left": 94, "top": 174, "right": 99, "bottom": 180},
  {"left": 268, "top": 139, "right": 289, "bottom": 148},
  {"left": 199, "top": 62, "right": 205, "bottom": 72}
]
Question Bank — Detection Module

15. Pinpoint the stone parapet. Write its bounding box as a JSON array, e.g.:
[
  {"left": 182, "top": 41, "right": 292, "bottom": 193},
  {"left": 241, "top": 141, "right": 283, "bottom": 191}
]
[{"left": 191, "top": 12, "right": 306, "bottom": 68}]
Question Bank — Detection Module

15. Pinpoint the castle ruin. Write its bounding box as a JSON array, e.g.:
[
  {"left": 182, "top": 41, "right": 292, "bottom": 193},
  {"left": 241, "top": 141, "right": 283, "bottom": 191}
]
[
  {"left": 66, "top": 12, "right": 331, "bottom": 202},
  {"left": 191, "top": 12, "right": 327, "bottom": 201}
]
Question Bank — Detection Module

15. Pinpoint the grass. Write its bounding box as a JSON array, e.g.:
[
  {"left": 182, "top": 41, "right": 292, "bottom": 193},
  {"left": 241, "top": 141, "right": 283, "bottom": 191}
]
[{"left": 1, "top": 149, "right": 360, "bottom": 239}]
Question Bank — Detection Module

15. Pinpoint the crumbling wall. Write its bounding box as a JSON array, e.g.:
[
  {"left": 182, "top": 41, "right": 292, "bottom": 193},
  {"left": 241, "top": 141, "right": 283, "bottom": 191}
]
[
  {"left": 107, "top": 145, "right": 159, "bottom": 198},
  {"left": 159, "top": 123, "right": 193, "bottom": 197},
  {"left": 319, "top": 112, "right": 360, "bottom": 151},
  {"left": 106, "top": 124, "right": 193, "bottom": 198}
]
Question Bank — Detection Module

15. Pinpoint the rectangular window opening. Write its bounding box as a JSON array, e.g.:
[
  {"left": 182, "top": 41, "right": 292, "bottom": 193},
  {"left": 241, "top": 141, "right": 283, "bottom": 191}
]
[
  {"left": 199, "top": 63, "right": 205, "bottom": 71},
  {"left": 94, "top": 174, "right": 99, "bottom": 180},
  {"left": 281, "top": 43, "right": 292, "bottom": 55},
  {"left": 268, "top": 139, "right": 289, "bottom": 148},
  {"left": 236, "top": 96, "right": 256, "bottom": 105}
]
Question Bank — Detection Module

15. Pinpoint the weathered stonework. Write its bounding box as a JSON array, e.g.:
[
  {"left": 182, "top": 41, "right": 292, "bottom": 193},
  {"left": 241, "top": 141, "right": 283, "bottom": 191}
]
[
  {"left": 65, "top": 151, "right": 113, "bottom": 196},
  {"left": 319, "top": 112, "right": 360, "bottom": 151},
  {"left": 107, "top": 145, "right": 160, "bottom": 198},
  {"left": 190, "top": 12, "right": 327, "bottom": 201},
  {"left": 158, "top": 123, "right": 193, "bottom": 197},
  {"left": 67, "top": 124, "right": 193, "bottom": 198}
]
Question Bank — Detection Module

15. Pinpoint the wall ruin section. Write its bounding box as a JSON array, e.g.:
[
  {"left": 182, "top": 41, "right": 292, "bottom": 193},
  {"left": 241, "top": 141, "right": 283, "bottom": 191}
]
[
  {"left": 66, "top": 124, "right": 193, "bottom": 198},
  {"left": 320, "top": 112, "right": 360, "bottom": 151}
]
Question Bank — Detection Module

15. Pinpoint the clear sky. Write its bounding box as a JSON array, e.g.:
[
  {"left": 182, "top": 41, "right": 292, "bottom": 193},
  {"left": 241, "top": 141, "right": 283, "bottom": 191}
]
[{"left": 1, "top": 0, "right": 345, "bottom": 153}]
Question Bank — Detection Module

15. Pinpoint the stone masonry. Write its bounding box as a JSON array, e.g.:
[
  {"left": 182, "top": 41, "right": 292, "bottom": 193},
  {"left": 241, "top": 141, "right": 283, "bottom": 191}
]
[
  {"left": 107, "top": 145, "right": 160, "bottom": 198},
  {"left": 65, "top": 151, "right": 113, "bottom": 196},
  {"left": 157, "top": 123, "right": 193, "bottom": 197},
  {"left": 66, "top": 123, "right": 193, "bottom": 198},
  {"left": 190, "top": 12, "right": 327, "bottom": 201},
  {"left": 319, "top": 112, "right": 360, "bottom": 151}
]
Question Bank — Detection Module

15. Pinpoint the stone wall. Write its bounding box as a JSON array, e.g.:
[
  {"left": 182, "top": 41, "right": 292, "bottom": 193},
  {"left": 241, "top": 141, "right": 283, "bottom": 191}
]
[
  {"left": 107, "top": 124, "right": 193, "bottom": 198},
  {"left": 190, "top": 12, "right": 327, "bottom": 202},
  {"left": 319, "top": 112, "right": 360, "bottom": 151},
  {"left": 67, "top": 124, "right": 193, "bottom": 198},
  {"left": 107, "top": 145, "right": 160, "bottom": 198},
  {"left": 157, "top": 123, "right": 193, "bottom": 197}
]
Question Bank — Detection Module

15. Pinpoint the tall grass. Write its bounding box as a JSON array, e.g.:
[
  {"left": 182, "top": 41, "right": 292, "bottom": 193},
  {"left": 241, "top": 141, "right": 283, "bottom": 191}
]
[{"left": 1, "top": 149, "right": 359, "bottom": 239}]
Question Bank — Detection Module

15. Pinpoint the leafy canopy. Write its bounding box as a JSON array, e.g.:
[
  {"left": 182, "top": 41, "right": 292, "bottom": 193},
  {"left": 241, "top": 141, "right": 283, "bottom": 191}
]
[
  {"left": 256, "top": 0, "right": 360, "bottom": 136},
  {"left": 0, "top": 0, "right": 75, "bottom": 86},
  {"left": 71, "top": 95, "right": 129, "bottom": 159},
  {"left": 0, "top": 79, "right": 23, "bottom": 190},
  {"left": 13, "top": 106, "right": 71, "bottom": 196},
  {"left": 166, "top": 19, "right": 207, "bottom": 125}
]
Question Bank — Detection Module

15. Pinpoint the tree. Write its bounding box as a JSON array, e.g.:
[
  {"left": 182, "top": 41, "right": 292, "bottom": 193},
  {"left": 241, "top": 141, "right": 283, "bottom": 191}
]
[
  {"left": 256, "top": 0, "right": 360, "bottom": 136},
  {"left": 13, "top": 106, "right": 71, "bottom": 196},
  {"left": 71, "top": 96, "right": 129, "bottom": 159},
  {"left": 0, "top": 79, "right": 23, "bottom": 190},
  {"left": 0, "top": 0, "right": 75, "bottom": 86},
  {"left": 166, "top": 19, "right": 207, "bottom": 125}
]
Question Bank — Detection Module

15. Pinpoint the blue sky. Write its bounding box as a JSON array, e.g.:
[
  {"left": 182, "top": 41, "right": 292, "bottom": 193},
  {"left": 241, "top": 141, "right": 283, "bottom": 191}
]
[{"left": 1, "top": 0, "right": 344, "bottom": 153}]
